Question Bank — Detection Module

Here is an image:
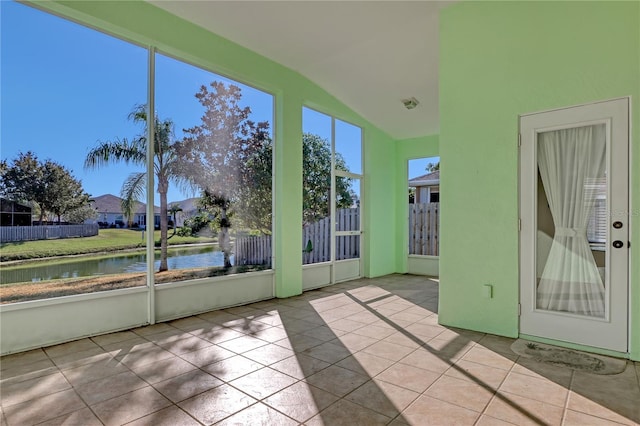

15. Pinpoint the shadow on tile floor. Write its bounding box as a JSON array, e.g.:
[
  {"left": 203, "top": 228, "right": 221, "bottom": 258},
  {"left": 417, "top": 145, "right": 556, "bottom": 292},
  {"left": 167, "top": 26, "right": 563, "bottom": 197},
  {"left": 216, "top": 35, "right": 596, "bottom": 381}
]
[{"left": 1, "top": 274, "right": 639, "bottom": 425}]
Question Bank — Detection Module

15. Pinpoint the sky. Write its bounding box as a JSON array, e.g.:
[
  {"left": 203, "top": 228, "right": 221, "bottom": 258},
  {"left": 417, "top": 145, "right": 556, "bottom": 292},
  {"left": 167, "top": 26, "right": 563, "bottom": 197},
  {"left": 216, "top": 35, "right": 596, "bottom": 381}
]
[{"left": 1, "top": 1, "right": 433, "bottom": 206}]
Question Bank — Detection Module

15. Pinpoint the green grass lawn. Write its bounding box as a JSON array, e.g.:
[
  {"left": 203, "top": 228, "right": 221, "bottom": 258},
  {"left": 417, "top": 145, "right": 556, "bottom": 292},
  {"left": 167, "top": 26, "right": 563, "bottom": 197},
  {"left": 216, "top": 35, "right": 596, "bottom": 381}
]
[{"left": 0, "top": 229, "right": 216, "bottom": 262}]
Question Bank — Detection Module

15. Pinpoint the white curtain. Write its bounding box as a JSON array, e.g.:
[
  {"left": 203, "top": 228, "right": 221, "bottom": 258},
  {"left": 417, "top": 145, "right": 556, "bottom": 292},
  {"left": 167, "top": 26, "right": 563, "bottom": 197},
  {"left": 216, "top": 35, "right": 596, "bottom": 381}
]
[{"left": 536, "top": 124, "right": 606, "bottom": 317}]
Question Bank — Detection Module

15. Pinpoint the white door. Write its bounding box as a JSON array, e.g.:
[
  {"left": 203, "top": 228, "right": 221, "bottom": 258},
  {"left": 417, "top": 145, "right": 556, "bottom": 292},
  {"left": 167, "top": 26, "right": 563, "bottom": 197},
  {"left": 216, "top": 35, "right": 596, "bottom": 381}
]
[{"left": 519, "top": 98, "right": 629, "bottom": 352}]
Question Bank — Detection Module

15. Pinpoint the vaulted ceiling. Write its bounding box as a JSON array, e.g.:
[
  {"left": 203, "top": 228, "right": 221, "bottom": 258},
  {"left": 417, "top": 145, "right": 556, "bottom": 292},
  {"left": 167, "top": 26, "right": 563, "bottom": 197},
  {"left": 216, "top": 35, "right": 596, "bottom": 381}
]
[{"left": 150, "top": 1, "right": 452, "bottom": 140}]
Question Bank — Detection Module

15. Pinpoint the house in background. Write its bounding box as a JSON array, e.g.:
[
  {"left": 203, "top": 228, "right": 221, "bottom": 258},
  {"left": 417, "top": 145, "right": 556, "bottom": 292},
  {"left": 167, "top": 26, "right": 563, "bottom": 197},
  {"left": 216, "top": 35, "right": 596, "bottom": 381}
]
[
  {"left": 89, "top": 194, "right": 164, "bottom": 228},
  {"left": 408, "top": 170, "right": 439, "bottom": 203},
  {"left": 0, "top": 197, "right": 32, "bottom": 227}
]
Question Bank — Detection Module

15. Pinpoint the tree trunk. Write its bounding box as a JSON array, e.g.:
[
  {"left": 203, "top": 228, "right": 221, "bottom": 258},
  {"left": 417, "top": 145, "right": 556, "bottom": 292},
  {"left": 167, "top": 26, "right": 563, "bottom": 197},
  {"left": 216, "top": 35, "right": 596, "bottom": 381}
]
[
  {"left": 158, "top": 180, "right": 169, "bottom": 272},
  {"left": 220, "top": 206, "right": 232, "bottom": 268}
]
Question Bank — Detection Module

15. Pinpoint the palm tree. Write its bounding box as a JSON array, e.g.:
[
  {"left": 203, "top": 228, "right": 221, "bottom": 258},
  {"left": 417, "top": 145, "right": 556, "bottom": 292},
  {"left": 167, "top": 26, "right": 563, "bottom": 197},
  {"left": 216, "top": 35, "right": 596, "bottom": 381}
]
[
  {"left": 84, "top": 105, "right": 186, "bottom": 272},
  {"left": 168, "top": 203, "right": 183, "bottom": 236}
]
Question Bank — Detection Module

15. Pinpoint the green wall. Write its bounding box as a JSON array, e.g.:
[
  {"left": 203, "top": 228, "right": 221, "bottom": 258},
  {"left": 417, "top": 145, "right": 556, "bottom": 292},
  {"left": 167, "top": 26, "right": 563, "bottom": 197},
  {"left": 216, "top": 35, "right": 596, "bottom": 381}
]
[
  {"left": 395, "top": 135, "right": 439, "bottom": 272},
  {"left": 36, "top": 0, "right": 398, "bottom": 297},
  {"left": 439, "top": 1, "right": 640, "bottom": 359}
]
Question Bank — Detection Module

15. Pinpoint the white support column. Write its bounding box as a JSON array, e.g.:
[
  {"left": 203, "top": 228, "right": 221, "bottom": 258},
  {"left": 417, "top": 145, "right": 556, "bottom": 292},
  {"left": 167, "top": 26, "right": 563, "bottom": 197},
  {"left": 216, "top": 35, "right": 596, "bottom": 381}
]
[{"left": 146, "top": 47, "right": 156, "bottom": 325}]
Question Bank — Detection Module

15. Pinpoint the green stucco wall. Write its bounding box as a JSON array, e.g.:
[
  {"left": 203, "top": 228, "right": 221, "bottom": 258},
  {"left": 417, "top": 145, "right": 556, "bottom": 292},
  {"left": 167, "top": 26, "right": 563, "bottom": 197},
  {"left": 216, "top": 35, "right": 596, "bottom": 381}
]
[
  {"left": 36, "top": 0, "right": 397, "bottom": 297},
  {"left": 395, "top": 135, "right": 439, "bottom": 272},
  {"left": 439, "top": 1, "right": 640, "bottom": 360}
]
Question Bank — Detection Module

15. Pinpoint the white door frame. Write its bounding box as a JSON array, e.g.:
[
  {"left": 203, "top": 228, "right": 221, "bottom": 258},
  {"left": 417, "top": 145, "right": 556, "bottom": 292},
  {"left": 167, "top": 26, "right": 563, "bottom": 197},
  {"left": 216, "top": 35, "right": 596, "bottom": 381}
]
[{"left": 519, "top": 97, "right": 630, "bottom": 352}]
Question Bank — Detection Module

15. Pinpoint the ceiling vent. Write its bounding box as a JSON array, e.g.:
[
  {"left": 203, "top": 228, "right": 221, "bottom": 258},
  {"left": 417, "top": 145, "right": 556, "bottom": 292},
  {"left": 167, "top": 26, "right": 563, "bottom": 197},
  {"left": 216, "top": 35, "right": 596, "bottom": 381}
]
[{"left": 402, "top": 97, "right": 420, "bottom": 110}]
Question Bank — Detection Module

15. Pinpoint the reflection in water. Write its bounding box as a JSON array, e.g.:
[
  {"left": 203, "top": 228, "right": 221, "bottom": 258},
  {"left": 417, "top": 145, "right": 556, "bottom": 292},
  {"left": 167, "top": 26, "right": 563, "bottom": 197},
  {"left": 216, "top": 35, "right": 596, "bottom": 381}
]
[{"left": 1, "top": 245, "right": 230, "bottom": 285}]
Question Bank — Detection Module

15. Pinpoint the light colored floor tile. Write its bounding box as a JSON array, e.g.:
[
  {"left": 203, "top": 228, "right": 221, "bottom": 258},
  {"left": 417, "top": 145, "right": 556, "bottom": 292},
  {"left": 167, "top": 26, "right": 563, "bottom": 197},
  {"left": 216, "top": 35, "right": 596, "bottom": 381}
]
[
  {"left": 179, "top": 344, "right": 235, "bottom": 367},
  {"left": 332, "top": 333, "right": 378, "bottom": 352},
  {"left": 270, "top": 354, "right": 331, "bottom": 380},
  {"left": 307, "top": 399, "right": 390, "bottom": 426},
  {"left": 334, "top": 352, "right": 395, "bottom": 377},
  {"left": 263, "top": 381, "right": 338, "bottom": 422},
  {"left": 114, "top": 345, "right": 175, "bottom": 370},
  {"left": 475, "top": 414, "right": 519, "bottom": 426},
  {"left": 75, "top": 370, "right": 147, "bottom": 405},
  {"left": 0, "top": 349, "right": 49, "bottom": 372},
  {"left": 1, "top": 371, "right": 70, "bottom": 407},
  {"left": 178, "top": 384, "right": 256, "bottom": 425},
  {"left": 193, "top": 326, "right": 245, "bottom": 344},
  {"left": 381, "top": 332, "right": 424, "bottom": 349},
  {"left": 274, "top": 334, "right": 324, "bottom": 353},
  {"left": 399, "top": 347, "right": 453, "bottom": 374},
  {"left": 91, "top": 386, "right": 171, "bottom": 426},
  {"left": 345, "top": 379, "right": 419, "bottom": 418},
  {"left": 37, "top": 407, "right": 102, "bottom": 426},
  {"left": 217, "top": 335, "right": 269, "bottom": 354},
  {"left": 499, "top": 371, "right": 569, "bottom": 408},
  {"left": 61, "top": 356, "right": 128, "bottom": 386},
  {"left": 425, "top": 336, "right": 476, "bottom": 360},
  {"left": 249, "top": 326, "right": 289, "bottom": 343},
  {"left": 302, "top": 341, "right": 352, "bottom": 364},
  {"left": 156, "top": 335, "right": 212, "bottom": 356},
  {"left": 0, "top": 359, "right": 58, "bottom": 386},
  {"left": 202, "top": 354, "right": 264, "bottom": 382},
  {"left": 425, "top": 374, "right": 495, "bottom": 412},
  {"left": 563, "top": 409, "right": 634, "bottom": 426},
  {"left": 153, "top": 369, "right": 222, "bottom": 402},
  {"left": 401, "top": 394, "right": 481, "bottom": 426},
  {"left": 460, "top": 346, "right": 517, "bottom": 371},
  {"left": 216, "top": 402, "right": 298, "bottom": 426},
  {"left": 3, "top": 389, "right": 86, "bottom": 426},
  {"left": 305, "top": 365, "right": 369, "bottom": 397},
  {"left": 44, "top": 339, "right": 100, "bottom": 358},
  {"left": 510, "top": 357, "right": 574, "bottom": 387},
  {"left": 242, "top": 343, "right": 295, "bottom": 366},
  {"left": 129, "top": 355, "right": 197, "bottom": 384},
  {"left": 132, "top": 323, "right": 178, "bottom": 337},
  {"left": 91, "top": 331, "right": 139, "bottom": 347},
  {"left": 125, "top": 406, "right": 200, "bottom": 426},
  {"left": 362, "top": 341, "right": 415, "bottom": 362},
  {"left": 484, "top": 391, "right": 564, "bottom": 426},
  {"left": 229, "top": 367, "right": 297, "bottom": 400},
  {"left": 376, "top": 362, "right": 441, "bottom": 393},
  {"left": 567, "top": 390, "right": 639, "bottom": 425},
  {"left": 300, "top": 325, "right": 346, "bottom": 342},
  {"left": 445, "top": 359, "right": 510, "bottom": 389},
  {"left": 326, "top": 318, "right": 367, "bottom": 333},
  {"left": 51, "top": 347, "right": 112, "bottom": 370}
]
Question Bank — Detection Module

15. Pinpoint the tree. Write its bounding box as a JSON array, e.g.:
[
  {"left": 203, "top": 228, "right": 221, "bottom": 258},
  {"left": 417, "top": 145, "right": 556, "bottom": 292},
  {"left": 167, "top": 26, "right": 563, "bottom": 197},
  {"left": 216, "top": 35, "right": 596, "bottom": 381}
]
[
  {"left": 302, "top": 133, "right": 353, "bottom": 225},
  {"left": 176, "top": 82, "right": 271, "bottom": 268},
  {"left": 65, "top": 204, "right": 98, "bottom": 224},
  {"left": 168, "top": 203, "right": 183, "bottom": 235},
  {"left": 426, "top": 161, "right": 440, "bottom": 172},
  {"left": 0, "top": 152, "right": 45, "bottom": 221},
  {"left": 41, "top": 161, "right": 92, "bottom": 223},
  {"left": 1, "top": 152, "right": 91, "bottom": 224},
  {"left": 85, "top": 105, "right": 188, "bottom": 272},
  {"left": 240, "top": 132, "right": 355, "bottom": 229}
]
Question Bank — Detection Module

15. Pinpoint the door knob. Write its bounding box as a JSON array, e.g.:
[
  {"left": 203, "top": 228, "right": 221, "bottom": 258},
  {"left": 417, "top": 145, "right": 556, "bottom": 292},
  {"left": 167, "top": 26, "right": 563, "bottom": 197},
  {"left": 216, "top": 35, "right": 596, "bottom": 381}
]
[{"left": 612, "top": 240, "right": 624, "bottom": 249}]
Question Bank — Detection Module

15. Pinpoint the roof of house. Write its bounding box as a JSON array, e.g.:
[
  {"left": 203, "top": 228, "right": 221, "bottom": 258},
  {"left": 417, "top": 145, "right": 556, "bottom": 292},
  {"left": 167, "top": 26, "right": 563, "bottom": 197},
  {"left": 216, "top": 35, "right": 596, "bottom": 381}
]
[
  {"left": 91, "top": 194, "right": 160, "bottom": 215},
  {"left": 408, "top": 170, "right": 440, "bottom": 186}
]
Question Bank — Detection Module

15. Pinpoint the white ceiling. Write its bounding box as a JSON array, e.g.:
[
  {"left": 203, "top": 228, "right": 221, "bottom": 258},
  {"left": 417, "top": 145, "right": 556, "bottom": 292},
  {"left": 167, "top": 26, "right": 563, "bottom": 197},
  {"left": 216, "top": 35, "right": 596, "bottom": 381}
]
[{"left": 150, "top": 1, "right": 451, "bottom": 140}]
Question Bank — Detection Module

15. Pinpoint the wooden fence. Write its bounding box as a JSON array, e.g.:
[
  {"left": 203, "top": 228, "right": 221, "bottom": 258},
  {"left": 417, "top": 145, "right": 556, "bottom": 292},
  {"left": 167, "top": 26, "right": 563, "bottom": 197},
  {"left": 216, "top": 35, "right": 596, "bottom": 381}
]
[
  {"left": 234, "top": 208, "right": 361, "bottom": 266},
  {"left": 409, "top": 202, "right": 439, "bottom": 256},
  {"left": 234, "top": 234, "right": 272, "bottom": 267},
  {"left": 0, "top": 224, "right": 99, "bottom": 243}
]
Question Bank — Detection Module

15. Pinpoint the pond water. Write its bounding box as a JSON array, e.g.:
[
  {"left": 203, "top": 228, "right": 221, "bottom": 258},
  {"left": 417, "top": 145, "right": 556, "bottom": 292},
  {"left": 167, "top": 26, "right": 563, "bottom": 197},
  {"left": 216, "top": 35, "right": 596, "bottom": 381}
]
[{"left": 1, "top": 245, "right": 231, "bottom": 285}]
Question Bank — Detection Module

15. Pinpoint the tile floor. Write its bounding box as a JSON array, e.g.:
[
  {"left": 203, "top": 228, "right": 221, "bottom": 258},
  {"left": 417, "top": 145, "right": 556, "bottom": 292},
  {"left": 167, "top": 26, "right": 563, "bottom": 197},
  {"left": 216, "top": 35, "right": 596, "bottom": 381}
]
[{"left": 1, "top": 274, "right": 639, "bottom": 425}]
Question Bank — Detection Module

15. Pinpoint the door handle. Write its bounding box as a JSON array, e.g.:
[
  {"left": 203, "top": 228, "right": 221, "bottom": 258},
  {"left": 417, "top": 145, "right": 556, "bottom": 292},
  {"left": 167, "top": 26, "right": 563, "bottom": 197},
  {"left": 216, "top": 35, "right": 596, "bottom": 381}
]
[{"left": 612, "top": 240, "right": 624, "bottom": 249}]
